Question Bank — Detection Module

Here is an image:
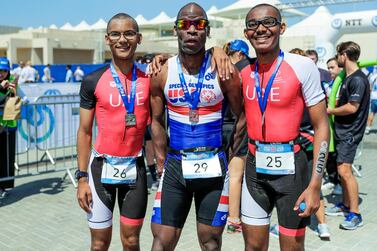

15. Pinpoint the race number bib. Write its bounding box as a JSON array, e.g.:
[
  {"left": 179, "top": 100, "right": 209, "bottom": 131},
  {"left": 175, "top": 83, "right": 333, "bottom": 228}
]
[
  {"left": 255, "top": 143, "right": 295, "bottom": 175},
  {"left": 182, "top": 151, "right": 222, "bottom": 179},
  {"left": 100, "top": 156, "right": 137, "bottom": 184}
]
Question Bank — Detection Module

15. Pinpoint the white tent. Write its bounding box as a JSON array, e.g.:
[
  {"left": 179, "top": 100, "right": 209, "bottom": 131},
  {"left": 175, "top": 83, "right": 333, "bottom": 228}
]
[
  {"left": 73, "top": 21, "right": 91, "bottom": 31},
  {"left": 213, "top": 0, "right": 306, "bottom": 19},
  {"left": 284, "top": 6, "right": 333, "bottom": 38},
  {"left": 135, "top": 14, "right": 149, "bottom": 25},
  {"left": 91, "top": 18, "right": 107, "bottom": 30},
  {"left": 49, "top": 24, "right": 58, "bottom": 29},
  {"left": 207, "top": 5, "right": 218, "bottom": 15},
  {"left": 141, "top": 11, "right": 174, "bottom": 28},
  {"left": 60, "top": 22, "right": 74, "bottom": 30},
  {"left": 207, "top": 5, "right": 229, "bottom": 27}
]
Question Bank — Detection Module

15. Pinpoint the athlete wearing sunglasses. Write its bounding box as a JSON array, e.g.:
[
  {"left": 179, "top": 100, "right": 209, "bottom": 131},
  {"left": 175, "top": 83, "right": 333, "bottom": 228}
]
[
  {"left": 150, "top": 2, "right": 242, "bottom": 251},
  {"left": 175, "top": 18, "right": 209, "bottom": 30}
]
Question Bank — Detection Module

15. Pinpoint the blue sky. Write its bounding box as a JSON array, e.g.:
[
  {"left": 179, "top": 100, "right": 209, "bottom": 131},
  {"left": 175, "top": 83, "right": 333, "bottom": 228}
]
[{"left": 2, "top": 0, "right": 376, "bottom": 28}]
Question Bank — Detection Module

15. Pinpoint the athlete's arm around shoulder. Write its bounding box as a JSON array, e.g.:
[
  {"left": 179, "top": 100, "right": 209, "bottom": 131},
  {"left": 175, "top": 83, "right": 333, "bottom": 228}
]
[
  {"left": 220, "top": 67, "right": 242, "bottom": 117},
  {"left": 150, "top": 63, "right": 168, "bottom": 176},
  {"left": 220, "top": 66, "right": 244, "bottom": 154}
]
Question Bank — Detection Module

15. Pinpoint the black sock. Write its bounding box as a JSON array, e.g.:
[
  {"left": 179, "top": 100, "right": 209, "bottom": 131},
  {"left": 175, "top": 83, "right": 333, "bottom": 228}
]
[{"left": 148, "top": 164, "right": 157, "bottom": 181}]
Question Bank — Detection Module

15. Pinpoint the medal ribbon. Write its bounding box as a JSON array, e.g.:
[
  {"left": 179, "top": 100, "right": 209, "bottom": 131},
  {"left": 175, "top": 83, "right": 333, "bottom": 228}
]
[
  {"left": 110, "top": 63, "right": 137, "bottom": 114},
  {"left": 254, "top": 50, "right": 284, "bottom": 118},
  {"left": 176, "top": 52, "right": 209, "bottom": 110}
]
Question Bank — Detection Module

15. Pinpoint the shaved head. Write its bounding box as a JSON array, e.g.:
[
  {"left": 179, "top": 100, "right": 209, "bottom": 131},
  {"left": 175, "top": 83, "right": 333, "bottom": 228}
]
[
  {"left": 107, "top": 13, "right": 139, "bottom": 32},
  {"left": 246, "top": 3, "right": 281, "bottom": 22},
  {"left": 176, "top": 2, "right": 208, "bottom": 20}
]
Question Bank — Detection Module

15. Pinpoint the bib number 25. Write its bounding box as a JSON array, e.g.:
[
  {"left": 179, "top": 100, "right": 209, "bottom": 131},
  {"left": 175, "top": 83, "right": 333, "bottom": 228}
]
[{"left": 266, "top": 156, "right": 282, "bottom": 168}]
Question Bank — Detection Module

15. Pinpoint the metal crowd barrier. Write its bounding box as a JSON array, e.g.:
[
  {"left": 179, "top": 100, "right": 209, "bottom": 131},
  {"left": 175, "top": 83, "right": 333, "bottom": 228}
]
[{"left": 13, "top": 94, "right": 97, "bottom": 187}]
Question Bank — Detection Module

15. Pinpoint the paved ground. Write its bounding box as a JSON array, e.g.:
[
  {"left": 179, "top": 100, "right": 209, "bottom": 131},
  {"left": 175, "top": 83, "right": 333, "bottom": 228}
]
[{"left": 1, "top": 129, "right": 377, "bottom": 251}]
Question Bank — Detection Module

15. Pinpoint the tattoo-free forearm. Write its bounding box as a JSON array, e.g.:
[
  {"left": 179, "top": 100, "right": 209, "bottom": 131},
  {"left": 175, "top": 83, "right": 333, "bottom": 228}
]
[
  {"left": 76, "top": 128, "right": 92, "bottom": 172},
  {"left": 151, "top": 117, "right": 167, "bottom": 168}
]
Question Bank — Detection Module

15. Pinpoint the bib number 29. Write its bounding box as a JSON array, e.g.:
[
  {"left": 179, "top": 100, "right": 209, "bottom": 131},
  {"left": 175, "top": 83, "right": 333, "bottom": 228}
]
[
  {"left": 194, "top": 162, "right": 208, "bottom": 173},
  {"left": 266, "top": 156, "right": 282, "bottom": 168}
]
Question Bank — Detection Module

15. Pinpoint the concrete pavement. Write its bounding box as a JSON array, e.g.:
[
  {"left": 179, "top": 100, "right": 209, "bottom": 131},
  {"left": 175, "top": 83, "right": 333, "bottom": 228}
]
[{"left": 1, "top": 131, "right": 376, "bottom": 251}]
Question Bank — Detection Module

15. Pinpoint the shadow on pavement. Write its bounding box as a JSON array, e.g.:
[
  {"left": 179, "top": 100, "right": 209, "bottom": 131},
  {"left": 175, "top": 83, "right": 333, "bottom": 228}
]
[{"left": 0, "top": 177, "right": 68, "bottom": 207}]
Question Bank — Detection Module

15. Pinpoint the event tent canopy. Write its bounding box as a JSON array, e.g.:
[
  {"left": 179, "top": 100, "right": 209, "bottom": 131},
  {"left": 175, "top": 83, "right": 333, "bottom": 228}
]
[
  {"left": 73, "top": 21, "right": 91, "bottom": 31},
  {"left": 213, "top": 0, "right": 307, "bottom": 19},
  {"left": 60, "top": 22, "right": 74, "bottom": 30},
  {"left": 91, "top": 19, "right": 107, "bottom": 30}
]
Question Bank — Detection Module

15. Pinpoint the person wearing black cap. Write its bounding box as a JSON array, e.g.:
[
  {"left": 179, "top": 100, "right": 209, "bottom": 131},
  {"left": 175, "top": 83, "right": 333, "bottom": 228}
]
[{"left": 0, "top": 57, "right": 17, "bottom": 198}]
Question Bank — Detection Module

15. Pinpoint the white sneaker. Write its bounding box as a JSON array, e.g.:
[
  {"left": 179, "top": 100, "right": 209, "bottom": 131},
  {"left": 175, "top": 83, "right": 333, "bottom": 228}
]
[
  {"left": 365, "top": 126, "right": 371, "bottom": 134},
  {"left": 317, "top": 224, "right": 330, "bottom": 239},
  {"left": 151, "top": 181, "right": 159, "bottom": 191},
  {"left": 332, "top": 184, "right": 342, "bottom": 195},
  {"left": 321, "top": 182, "right": 335, "bottom": 190}
]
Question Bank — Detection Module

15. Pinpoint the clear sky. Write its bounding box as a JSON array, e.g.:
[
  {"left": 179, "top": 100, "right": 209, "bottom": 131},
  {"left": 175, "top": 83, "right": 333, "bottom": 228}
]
[{"left": 2, "top": 0, "right": 377, "bottom": 28}]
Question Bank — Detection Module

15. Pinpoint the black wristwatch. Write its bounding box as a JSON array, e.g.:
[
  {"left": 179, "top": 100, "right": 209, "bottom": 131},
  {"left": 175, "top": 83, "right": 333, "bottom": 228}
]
[{"left": 75, "top": 170, "right": 88, "bottom": 181}]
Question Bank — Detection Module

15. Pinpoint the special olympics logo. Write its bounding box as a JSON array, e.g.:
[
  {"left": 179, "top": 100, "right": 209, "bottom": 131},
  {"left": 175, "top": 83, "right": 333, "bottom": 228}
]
[
  {"left": 18, "top": 105, "right": 55, "bottom": 143},
  {"left": 44, "top": 89, "right": 62, "bottom": 96},
  {"left": 372, "top": 16, "right": 377, "bottom": 27},
  {"left": 331, "top": 18, "right": 342, "bottom": 29},
  {"left": 316, "top": 47, "right": 327, "bottom": 58},
  {"left": 200, "top": 89, "right": 216, "bottom": 103}
]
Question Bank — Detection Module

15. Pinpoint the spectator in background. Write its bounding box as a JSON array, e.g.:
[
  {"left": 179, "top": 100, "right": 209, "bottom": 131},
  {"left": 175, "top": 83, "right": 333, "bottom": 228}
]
[
  {"left": 11, "top": 60, "right": 25, "bottom": 79},
  {"left": 74, "top": 66, "right": 84, "bottom": 82},
  {"left": 306, "top": 49, "right": 332, "bottom": 86},
  {"left": 19, "top": 60, "right": 37, "bottom": 84},
  {"left": 222, "top": 39, "right": 250, "bottom": 234},
  {"left": 290, "top": 47, "right": 306, "bottom": 56},
  {"left": 65, "top": 65, "right": 73, "bottom": 82},
  {"left": 325, "top": 57, "right": 343, "bottom": 196},
  {"left": 0, "top": 57, "right": 17, "bottom": 198},
  {"left": 366, "top": 67, "right": 377, "bottom": 134},
  {"left": 327, "top": 41, "right": 370, "bottom": 230},
  {"left": 42, "top": 64, "right": 52, "bottom": 83},
  {"left": 325, "top": 57, "right": 343, "bottom": 98},
  {"left": 226, "top": 39, "right": 249, "bottom": 64}
]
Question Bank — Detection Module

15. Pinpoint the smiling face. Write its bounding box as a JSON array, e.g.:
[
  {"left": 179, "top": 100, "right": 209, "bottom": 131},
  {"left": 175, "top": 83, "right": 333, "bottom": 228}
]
[
  {"left": 105, "top": 18, "right": 141, "bottom": 61},
  {"left": 174, "top": 4, "right": 209, "bottom": 55},
  {"left": 244, "top": 5, "right": 285, "bottom": 54}
]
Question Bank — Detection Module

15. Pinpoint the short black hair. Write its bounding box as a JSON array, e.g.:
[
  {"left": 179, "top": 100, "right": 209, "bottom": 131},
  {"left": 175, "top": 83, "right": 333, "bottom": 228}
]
[
  {"left": 326, "top": 57, "right": 337, "bottom": 64},
  {"left": 246, "top": 3, "right": 282, "bottom": 22},
  {"left": 67, "top": 65, "right": 71, "bottom": 69},
  {"left": 305, "top": 49, "right": 318, "bottom": 59},
  {"left": 176, "top": 2, "right": 208, "bottom": 21},
  {"left": 107, "top": 13, "right": 139, "bottom": 32}
]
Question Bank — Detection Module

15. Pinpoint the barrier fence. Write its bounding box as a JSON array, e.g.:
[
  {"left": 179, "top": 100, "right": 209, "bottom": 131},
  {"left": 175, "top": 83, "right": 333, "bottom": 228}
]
[{"left": 1, "top": 94, "right": 97, "bottom": 187}]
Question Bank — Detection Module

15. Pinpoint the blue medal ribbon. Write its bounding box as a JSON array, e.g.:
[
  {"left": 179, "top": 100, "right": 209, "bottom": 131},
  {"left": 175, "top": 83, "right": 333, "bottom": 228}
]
[
  {"left": 110, "top": 63, "right": 137, "bottom": 114},
  {"left": 254, "top": 50, "right": 284, "bottom": 117},
  {"left": 176, "top": 52, "right": 209, "bottom": 110}
]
